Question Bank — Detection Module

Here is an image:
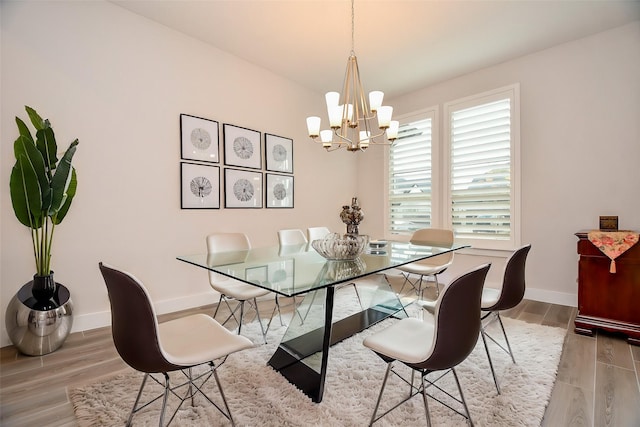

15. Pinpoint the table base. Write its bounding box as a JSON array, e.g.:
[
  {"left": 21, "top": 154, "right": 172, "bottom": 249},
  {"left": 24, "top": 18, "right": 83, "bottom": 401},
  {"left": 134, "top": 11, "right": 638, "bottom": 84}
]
[{"left": 268, "top": 301, "right": 405, "bottom": 402}]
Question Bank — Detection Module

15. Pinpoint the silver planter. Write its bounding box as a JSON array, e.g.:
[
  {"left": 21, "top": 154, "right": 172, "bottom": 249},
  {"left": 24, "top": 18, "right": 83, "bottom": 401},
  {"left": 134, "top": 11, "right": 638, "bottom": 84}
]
[{"left": 5, "top": 281, "right": 73, "bottom": 356}]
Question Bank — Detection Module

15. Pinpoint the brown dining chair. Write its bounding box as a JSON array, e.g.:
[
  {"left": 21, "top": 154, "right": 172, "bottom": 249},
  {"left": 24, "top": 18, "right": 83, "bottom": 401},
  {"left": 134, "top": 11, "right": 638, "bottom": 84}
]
[
  {"left": 99, "top": 262, "right": 253, "bottom": 426},
  {"left": 363, "top": 263, "right": 490, "bottom": 426},
  {"left": 397, "top": 228, "right": 454, "bottom": 300},
  {"left": 480, "top": 244, "right": 532, "bottom": 394}
]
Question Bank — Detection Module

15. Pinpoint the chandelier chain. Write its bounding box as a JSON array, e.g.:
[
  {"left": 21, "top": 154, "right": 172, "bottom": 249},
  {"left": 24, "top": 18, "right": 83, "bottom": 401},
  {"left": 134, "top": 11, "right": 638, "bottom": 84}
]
[{"left": 351, "top": 0, "right": 355, "bottom": 54}]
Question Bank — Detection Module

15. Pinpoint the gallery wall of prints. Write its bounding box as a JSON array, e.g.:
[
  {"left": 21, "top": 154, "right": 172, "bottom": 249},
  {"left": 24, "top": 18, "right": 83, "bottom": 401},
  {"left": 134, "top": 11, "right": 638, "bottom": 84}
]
[{"left": 179, "top": 114, "right": 294, "bottom": 210}]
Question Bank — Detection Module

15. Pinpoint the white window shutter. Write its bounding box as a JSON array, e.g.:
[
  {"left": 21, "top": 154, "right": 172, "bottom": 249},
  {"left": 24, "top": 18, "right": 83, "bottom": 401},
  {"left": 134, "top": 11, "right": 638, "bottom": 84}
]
[
  {"left": 450, "top": 98, "right": 512, "bottom": 241},
  {"left": 388, "top": 116, "right": 433, "bottom": 234}
]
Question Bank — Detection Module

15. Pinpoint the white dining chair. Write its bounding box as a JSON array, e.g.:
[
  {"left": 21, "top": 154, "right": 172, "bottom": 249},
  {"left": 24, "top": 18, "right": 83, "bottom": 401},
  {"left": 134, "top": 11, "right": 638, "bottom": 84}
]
[
  {"left": 397, "top": 228, "right": 454, "bottom": 300},
  {"left": 272, "top": 229, "right": 309, "bottom": 327},
  {"left": 206, "top": 232, "right": 272, "bottom": 344},
  {"left": 278, "top": 228, "right": 308, "bottom": 246},
  {"left": 307, "top": 226, "right": 331, "bottom": 243}
]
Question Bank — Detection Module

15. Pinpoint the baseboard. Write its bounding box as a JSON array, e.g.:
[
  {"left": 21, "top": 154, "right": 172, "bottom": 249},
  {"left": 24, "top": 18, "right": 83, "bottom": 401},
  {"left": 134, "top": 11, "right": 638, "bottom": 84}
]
[
  {"left": 524, "top": 287, "right": 577, "bottom": 307},
  {"left": 0, "top": 286, "right": 577, "bottom": 349}
]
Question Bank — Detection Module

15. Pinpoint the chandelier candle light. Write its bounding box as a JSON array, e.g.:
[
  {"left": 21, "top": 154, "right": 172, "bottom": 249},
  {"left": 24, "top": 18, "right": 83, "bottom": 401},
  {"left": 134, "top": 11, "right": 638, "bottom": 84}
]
[{"left": 306, "top": 0, "right": 399, "bottom": 152}]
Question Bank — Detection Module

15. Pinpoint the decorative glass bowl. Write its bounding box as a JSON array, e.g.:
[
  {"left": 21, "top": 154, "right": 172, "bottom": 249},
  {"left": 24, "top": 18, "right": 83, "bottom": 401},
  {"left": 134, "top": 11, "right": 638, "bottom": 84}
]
[
  {"left": 311, "top": 233, "right": 370, "bottom": 261},
  {"left": 316, "top": 258, "right": 366, "bottom": 285}
]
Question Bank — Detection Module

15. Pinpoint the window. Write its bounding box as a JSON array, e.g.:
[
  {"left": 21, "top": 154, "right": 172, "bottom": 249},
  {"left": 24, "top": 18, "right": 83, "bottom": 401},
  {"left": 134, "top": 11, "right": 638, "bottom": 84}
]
[
  {"left": 385, "top": 85, "right": 520, "bottom": 250},
  {"left": 444, "top": 85, "right": 520, "bottom": 250},
  {"left": 387, "top": 108, "right": 437, "bottom": 234}
]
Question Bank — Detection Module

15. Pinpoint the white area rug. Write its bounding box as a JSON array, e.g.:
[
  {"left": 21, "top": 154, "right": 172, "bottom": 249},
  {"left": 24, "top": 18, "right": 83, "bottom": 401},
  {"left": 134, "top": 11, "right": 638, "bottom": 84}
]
[{"left": 71, "top": 306, "right": 565, "bottom": 426}]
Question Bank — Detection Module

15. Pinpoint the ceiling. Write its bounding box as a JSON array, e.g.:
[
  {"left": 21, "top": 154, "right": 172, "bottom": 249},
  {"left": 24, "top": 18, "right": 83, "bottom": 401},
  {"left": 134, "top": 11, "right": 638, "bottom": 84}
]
[{"left": 111, "top": 0, "right": 640, "bottom": 99}]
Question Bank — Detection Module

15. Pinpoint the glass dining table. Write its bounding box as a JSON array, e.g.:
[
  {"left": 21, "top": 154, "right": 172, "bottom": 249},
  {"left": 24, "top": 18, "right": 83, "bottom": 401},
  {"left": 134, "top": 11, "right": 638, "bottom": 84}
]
[{"left": 177, "top": 240, "right": 468, "bottom": 403}]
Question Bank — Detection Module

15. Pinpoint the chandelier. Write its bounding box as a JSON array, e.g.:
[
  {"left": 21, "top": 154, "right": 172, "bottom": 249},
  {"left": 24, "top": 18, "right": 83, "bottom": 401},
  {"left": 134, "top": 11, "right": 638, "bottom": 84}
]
[{"left": 306, "top": 0, "right": 398, "bottom": 152}]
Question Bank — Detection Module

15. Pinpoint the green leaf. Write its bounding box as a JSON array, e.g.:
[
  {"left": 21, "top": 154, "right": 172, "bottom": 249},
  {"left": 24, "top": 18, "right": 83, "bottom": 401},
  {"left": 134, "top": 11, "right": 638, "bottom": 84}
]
[
  {"left": 10, "top": 155, "right": 44, "bottom": 228},
  {"left": 50, "top": 139, "right": 79, "bottom": 215},
  {"left": 13, "top": 135, "right": 51, "bottom": 212},
  {"left": 15, "top": 117, "right": 34, "bottom": 144},
  {"left": 36, "top": 127, "right": 59, "bottom": 173},
  {"left": 9, "top": 163, "right": 32, "bottom": 228},
  {"left": 52, "top": 168, "right": 77, "bottom": 225},
  {"left": 25, "top": 106, "right": 45, "bottom": 131}
]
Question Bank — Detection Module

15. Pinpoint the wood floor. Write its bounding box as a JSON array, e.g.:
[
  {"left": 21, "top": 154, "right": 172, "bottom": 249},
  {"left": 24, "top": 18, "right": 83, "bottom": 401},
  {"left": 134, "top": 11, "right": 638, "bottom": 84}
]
[{"left": 1, "top": 292, "right": 640, "bottom": 426}]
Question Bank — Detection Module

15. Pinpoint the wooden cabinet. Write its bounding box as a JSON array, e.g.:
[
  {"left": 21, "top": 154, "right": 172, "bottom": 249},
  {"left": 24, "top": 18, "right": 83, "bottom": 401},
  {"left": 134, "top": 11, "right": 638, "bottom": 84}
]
[{"left": 574, "top": 231, "right": 640, "bottom": 345}]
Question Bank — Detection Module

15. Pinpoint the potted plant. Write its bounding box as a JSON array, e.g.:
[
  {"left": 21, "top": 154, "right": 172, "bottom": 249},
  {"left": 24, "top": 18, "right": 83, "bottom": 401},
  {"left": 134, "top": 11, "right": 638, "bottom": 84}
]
[{"left": 9, "top": 106, "right": 79, "bottom": 304}]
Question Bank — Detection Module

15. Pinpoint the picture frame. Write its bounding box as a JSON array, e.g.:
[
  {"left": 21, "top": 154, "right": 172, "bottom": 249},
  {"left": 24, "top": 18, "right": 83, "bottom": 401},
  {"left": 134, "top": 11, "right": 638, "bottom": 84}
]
[
  {"left": 223, "top": 124, "right": 262, "bottom": 169},
  {"left": 245, "top": 265, "right": 268, "bottom": 286},
  {"left": 267, "top": 260, "right": 295, "bottom": 292},
  {"left": 180, "top": 114, "right": 219, "bottom": 163},
  {"left": 265, "top": 133, "right": 293, "bottom": 173},
  {"left": 180, "top": 162, "right": 220, "bottom": 209},
  {"left": 224, "top": 168, "right": 263, "bottom": 208},
  {"left": 265, "top": 173, "right": 294, "bottom": 208},
  {"left": 599, "top": 215, "right": 619, "bottom": 230}
]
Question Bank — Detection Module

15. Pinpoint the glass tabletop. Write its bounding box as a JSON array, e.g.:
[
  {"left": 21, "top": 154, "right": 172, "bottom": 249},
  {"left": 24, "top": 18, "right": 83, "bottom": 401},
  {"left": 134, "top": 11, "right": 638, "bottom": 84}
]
[{"left": 177, "top": 241, "right": 468, "bottom": 297}]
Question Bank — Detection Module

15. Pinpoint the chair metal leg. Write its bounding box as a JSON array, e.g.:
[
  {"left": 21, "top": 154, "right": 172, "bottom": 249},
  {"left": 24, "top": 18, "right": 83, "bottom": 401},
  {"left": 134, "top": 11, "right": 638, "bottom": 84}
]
[
  {"left": 237, "top": 300, "right": 245, "bottom": 335},
  {"left": 212, "top": 294, "right": 224, "bottom": 319},
  {"left": 159, "top": 373, "right": 170, "bottom": 427},
  {"left": 188, "top": 368, "right": 194, "bottom": 407},
  {"left": 216, "top": 296, "right": 243, "bottom": 328},
  {"left": 451, "top": 368, "right": 473, "bottom": 426},
  {"left": 265, "top": 294, "right": 292, "bottom": 333},
  {"left": 481, "top": 311, "right": 516, "bottom": 394},
  {"left": 420, "top": 374, "right": 433, "bottom": 427},
  {"left": 397, "top": 273, "right": 412, "bottom": 296},
  {"left": 250, "top": 298, "right": 268, "bottom": 344},
  {"left": 481, "top": 330, "right": 501, "bottom": 394},
  {"left": 369, "top": 362, "right": 393, "bottom": 426},
  {"left": 417, "top": 275, "right": 425, "bottom": 300},
  {"left": 265, "top": 301, "right": 279, "bottom": 335},
  {"left": 127, "top": 373, "right": 149, "bottom": 426},
  {"left": 213, "top": 367, "right": 236, "bottom": 427},
  {"left": 351, "top": 283, "right": 363, "bottom": 309},
  {"left": 275, "top": 295, "right": 286, "bottom": 326},
  {"left": 496, "top": 313, "right": 516, "bottom": 363},
  {"left": 399, "top": 273, "right": 431, "bottom": 300}
]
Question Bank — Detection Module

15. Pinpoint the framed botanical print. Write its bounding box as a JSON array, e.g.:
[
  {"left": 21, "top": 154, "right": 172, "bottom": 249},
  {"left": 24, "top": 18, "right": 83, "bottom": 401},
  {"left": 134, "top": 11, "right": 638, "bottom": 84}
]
[
  {"left": 265, "top": 133, "right": 293, "bottom": 173},
  {"left": 223, "top": 124, "right": 262, "bottom": 170},
  {"left": 224, "top": 168, "right": 263, "bottom": 208},
  {"left": 245, "top": 265, "right": 268, "bottom": 286},
  {"left": 180, "top": 162, "right": 220, "bottom": 209},
  {"left": 265, "top": 173, "right": 294, "bottom": 208},
  {"left": 180, "top": 114, "right": 219, "bottom": 163},
  {"left": 267, "top": 260, "right": 295, "bottom": 292}
]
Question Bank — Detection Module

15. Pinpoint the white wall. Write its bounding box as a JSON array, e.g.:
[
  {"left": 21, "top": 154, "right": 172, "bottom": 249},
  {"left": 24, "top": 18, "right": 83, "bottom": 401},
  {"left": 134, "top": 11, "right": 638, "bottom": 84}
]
[
  {"left": 0, "top": 1, "right": 358, "bottom": 347},
  {"left": 2, "top": 1, "right": 639, "bottom": 349},
  {"left": 359, "top": 21, "right": 640, "bottom": 304}
]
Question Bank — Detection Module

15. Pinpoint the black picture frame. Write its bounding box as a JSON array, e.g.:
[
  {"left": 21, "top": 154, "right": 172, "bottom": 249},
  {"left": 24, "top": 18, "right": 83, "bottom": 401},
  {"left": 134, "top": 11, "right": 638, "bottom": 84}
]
[
  {"left": 223, "top": 124, "right": 262, "bottom": 169},
  {"left": 265, "top": 173, "right": 294, "bottom": 208},
  {"left": 224, "top": 168, "right": 263, "bottom": 208},
  {"left": 267, "top": 260, "right": 295, "bottom": 292},
  {"left": 245, "top": 265, "right": 268, "bottom": 286},
  {"left": 265, "top": 133, "right": 293, "bottom": 173},
  {"left": 180, "top": 162, "right": 220, "bottom": 209},
  {"left": 180, "top": 114, "right": 219, "bottom": 163}
]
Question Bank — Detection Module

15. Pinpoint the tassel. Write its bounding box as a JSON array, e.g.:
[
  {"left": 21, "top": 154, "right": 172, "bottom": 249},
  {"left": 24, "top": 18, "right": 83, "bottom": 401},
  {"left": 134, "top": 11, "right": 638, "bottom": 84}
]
[{"left": 610, "top": 260, "right": 616, "bottom": 274}]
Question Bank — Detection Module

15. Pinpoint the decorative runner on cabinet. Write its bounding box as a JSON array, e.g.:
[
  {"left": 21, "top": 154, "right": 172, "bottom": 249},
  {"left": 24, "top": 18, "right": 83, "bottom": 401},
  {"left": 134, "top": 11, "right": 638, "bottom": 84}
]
[{"left": 587, "top": 230, "right": 639, "bottom": 273}]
